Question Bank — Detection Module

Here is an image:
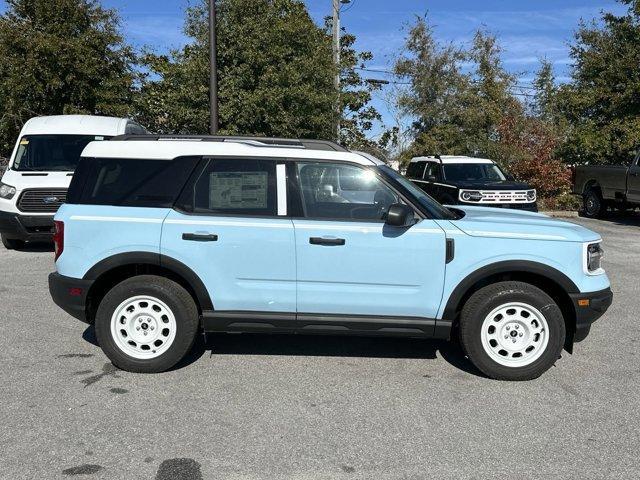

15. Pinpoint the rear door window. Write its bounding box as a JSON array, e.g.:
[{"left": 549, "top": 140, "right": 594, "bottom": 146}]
[
  {"left": 177, "top": 158, "right": 278, "bottom": 216},
  {"left": 68, "top": 156, "right": 199, "bottom": 207},
  {"left": 406, "top": 161, "right": 427, "bottom": 179}
]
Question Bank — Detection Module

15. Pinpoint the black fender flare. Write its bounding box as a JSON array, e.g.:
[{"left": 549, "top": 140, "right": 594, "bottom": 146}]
[
  {"left": 442, "top": 260, "right": 579, "bottom": 321},
  {"left": 83, "top": 251, "right": 213, "bottom": 311}
]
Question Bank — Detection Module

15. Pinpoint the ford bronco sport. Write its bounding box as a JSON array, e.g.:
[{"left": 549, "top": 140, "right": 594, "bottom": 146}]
[{"left": 48, "top": 135, "right": 612, "bottom": 380}]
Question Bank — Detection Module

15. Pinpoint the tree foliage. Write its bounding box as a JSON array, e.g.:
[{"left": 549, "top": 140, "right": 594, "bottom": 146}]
[
  {"left": 0, "top": 0, "right": 135, "bottom": 155},
  {"left": 136, "top": 0, "right": 379, "bottom": 147},
  {"left": 394, "top": 16, "right": 574, "bottom": 202},
  {"left": 555, "top": 0, "right": 640, "bottom": 165}
]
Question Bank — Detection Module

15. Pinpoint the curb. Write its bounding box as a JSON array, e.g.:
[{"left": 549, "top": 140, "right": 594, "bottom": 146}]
[{"left": 541, "top": 210, "right": 579, "bottom": 218}]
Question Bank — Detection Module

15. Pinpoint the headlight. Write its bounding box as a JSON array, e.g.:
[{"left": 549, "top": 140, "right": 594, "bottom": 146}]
[
  {"left": 526, "top": 189, "right": 536, "bottom": 202},
  {"left": 0, "top": 182, "right": 16, "bottom": 199},
  {"left": 460, "top": 190, "right": 483, "bottom": 202},
  {"left": 586, "top": 242, "right": 604, "bottom": 273}
]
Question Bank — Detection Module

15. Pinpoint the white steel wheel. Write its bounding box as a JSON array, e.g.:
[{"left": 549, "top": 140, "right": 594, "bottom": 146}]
[
  {"left": 110, "top": 295, "right": 177, "bottom": 360},
  {"left": 480, "top": 302, "right": 549, "bottom": 368}
]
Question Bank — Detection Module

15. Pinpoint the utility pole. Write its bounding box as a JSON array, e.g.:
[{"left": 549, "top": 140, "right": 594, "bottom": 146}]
[
  {"left": 208, "top": 0, "right": 219, "bottom": 134},
  {"left": 332, "top": 0, "right": 340, "bottom": 142}
]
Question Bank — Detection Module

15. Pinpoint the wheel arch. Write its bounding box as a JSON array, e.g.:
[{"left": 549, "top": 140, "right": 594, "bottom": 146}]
[
  {"left": 443, "top": 260, "right": 579, "bottom": 350},
  {"left": 83, "top": 252, "right": 213, "bottom": 323},
  {"left": 583, "top": 179, "right": 602, "bottom": 196}
]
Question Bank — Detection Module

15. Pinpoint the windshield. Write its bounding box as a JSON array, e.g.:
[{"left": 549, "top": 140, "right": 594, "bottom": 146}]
[
  {"left": 378, "top": 165, "right": 458, "bottom": 220},
  {"left": 12, "top": 135, "right": 109, "bottom": 172},
  {"left": 443, "top": 163, "right": 506, "bottom": 182}
]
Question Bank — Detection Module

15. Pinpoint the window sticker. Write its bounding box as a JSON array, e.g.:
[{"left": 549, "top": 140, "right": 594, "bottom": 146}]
[
  {"left": 209, "top": 171, "right": 268, "bottom": 209},
  {"left": 19, "top": 138, "right": 29, "bottom": 145},
  {"left": 95, "top": 136, "right": 104, "bottom": 141}
]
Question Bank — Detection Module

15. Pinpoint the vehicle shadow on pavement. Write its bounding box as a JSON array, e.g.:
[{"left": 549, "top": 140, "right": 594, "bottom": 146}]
[
  {"left": 586, "top": 211, "right": 640, "bottom": 227},
  {"left": 82, "top": 326, "right": 485, "bottom": 377}
]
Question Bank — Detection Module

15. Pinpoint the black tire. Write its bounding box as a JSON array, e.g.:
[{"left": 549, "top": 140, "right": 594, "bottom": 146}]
[
  {"left": 94, "top": 275, "right": 199, "bottom": 373},
  {"left": 1, "top": 235, "right": 25, "bottom": 250},
  {"left": 582, "top": 189, "right": 604, "bottom": 218},
  {"left": 459, "top": 281, "right": 565, "bottom": 381}
]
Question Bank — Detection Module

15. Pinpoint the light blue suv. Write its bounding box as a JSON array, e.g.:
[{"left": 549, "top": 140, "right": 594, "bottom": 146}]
[{"left": 48, "top": 136, "right": 612, "bottom": 380}]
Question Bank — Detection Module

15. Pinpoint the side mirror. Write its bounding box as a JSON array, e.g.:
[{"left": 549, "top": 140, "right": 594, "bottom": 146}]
[
  {"left": 385, "top": 203, "right": 416, "bottom": 227},
  {"left": 506, "top": 174, "right": 515, "bottom": 181}
]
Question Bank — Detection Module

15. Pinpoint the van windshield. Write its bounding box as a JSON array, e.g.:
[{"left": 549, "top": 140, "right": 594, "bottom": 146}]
[{"left": 12, "top": 135, "right": 109, "bottom": 172}]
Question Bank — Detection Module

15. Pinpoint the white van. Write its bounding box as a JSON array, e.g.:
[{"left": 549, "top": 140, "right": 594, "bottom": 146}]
[{"left": 0, "top": 115, "right": 146, "bottom": 249}]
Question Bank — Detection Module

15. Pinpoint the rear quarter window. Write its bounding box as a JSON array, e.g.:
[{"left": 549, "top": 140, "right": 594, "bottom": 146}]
[{"left": 67, "top": 156, "right": 200, "bottom": 207}]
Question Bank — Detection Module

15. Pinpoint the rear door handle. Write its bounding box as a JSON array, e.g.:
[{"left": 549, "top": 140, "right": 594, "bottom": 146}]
[
  {"left": 309, "top": 237, "right": 345, "bottom": 246},
  {"left": 182, "top": 233, "right": 218, "bottom": 242}
]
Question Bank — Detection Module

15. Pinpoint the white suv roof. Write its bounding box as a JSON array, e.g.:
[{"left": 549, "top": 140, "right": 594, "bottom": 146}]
[
  {"left": 410, "top": 155, "right": 494, "bottom": 165},
  {"left": 20, "top": 115, "right": 133, "bottom": 136},
  {"left": 82, "top": 138, "right": 383, "bottom": 166}
]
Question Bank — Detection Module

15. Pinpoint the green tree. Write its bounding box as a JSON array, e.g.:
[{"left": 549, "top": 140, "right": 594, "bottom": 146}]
[
  {"left": 556, "top": 0, "right": 640, "bottom": 165},
  {"left": 394, "top": 17, "right": 520, "bottom": 162},
  {"left": 0, "top": 0, "right": 136, "bottom": 155},
  {"left": 136, "top": 0, "right": 379, "bottom": 147}
]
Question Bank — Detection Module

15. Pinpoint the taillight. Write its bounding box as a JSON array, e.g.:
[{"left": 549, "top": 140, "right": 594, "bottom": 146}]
[{"left": 53, "top": 220, "right": 64, "bottom": 261}]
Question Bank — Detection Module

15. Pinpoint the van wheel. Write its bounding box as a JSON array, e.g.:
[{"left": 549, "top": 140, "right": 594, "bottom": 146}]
[
  {"left": 94, "top": 275, "right": 199, "bottom": 373},
  {"left": 1, "top": 235, "right": 25, "bottom": 250},
  {"left": 582, "top": 189, "right": 604, "bottom": 218},
  {"left": 459, "top": 281, "right": 565, "bottom": 381}
]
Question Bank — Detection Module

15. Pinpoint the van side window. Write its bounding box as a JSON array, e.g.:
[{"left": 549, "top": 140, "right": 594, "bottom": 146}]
[
  {"left": 296, "top": 162, "right": 399, "bottom": 221},
  {"left": 406, "top": 161, "right": 426, "bottom": 179},
  {"left": 184, "top": 158, "right": 277, "bottom": 216},
  {"left": 69, "top": 156, "right": 199, "bottom": 207}
]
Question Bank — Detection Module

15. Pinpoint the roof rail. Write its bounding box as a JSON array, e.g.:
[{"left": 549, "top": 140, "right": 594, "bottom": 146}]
[{"left": 108, "top": 134, "right": 348, "bottom": 152}]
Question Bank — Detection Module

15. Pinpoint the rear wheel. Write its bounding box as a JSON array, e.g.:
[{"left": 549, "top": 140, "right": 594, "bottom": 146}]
[
  {"left": 94, "top": 275, "right": 199, "bottom": 373},
  {"left": 459, "top": 281, "right": 565, "bottom": 381},
  {"left": 1, "top": 235, "right": 25, "bottom": 250},
  {"left": 582, "top": 189, "right": 604, "bottom": 218}
]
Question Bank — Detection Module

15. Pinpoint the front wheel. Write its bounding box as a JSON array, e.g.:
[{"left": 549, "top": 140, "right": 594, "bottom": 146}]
[
  {"left": 94, "top": 275, "right": 199, "bottom": 373},
  {"left": 459, "top": 281, "right": 565, "bottom": 381}
]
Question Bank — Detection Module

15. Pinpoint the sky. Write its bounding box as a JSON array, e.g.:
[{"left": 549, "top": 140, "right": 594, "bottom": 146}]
[{"left": 0, "top": 0, "right": 628, "bottom": 137}]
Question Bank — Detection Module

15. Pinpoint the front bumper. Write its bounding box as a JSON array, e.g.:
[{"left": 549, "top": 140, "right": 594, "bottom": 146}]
[
  {"left": 0, "top": 210, "right": 54, "bottom": 241},
  {"left": 569, "top": 287, "right": 613, "bottom": 342},
  {"left": 48, "top": 272, "right": 94, "bottom": 324},
  {"left": 458, "top": 201, "right": 538, "bottom": 212}
]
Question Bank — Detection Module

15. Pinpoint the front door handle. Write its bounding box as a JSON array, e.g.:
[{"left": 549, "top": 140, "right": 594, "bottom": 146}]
[
  {"left": 309, "top": 237, "right": 345, "bottom": 246},
  {"left": 182, "top": 233, "right": 218, "bottom": 242}
]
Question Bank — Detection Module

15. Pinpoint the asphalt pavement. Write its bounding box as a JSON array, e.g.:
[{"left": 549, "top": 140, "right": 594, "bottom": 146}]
[{"left": 0, "top": 215, "right": 638, "bottom": 479}]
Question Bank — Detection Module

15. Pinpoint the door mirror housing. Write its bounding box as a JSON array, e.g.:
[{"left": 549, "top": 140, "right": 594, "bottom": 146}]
[{"left": 385, "top": 203, "right": 416, "bottom": 227}]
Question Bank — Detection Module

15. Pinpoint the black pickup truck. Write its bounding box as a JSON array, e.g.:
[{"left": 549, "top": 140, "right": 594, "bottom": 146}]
[{"left": 572, "top": 151, "right": 640, "bottom": 217}]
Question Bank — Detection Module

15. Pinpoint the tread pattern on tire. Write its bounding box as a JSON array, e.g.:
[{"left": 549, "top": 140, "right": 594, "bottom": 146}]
[
  {"left": 459, "top": 281, "right": 565, "bottom": 381},
  {"left": 94, "top": 275, "right": 199, "bottom": 373}
]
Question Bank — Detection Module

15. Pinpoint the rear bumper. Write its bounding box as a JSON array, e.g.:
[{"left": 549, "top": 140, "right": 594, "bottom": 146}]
[
  {"left": 0, "top": 210, "right": 54, "bottom": 241},
  {"left": 48, "top": 272, "right": 94, "bottom": 324},
  {"left": 570, "top": 287, "right": 613, "bottom": 342}
]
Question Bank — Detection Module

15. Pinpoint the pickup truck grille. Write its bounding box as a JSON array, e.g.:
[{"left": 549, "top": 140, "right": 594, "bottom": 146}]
[{"left": 17, "top": 189, "right": 67, "bottom": 213}]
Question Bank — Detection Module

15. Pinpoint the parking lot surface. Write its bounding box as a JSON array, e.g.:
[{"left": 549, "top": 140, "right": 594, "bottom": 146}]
[{"left": 1, "top": 216, "right": 638, "bottom": 479}]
